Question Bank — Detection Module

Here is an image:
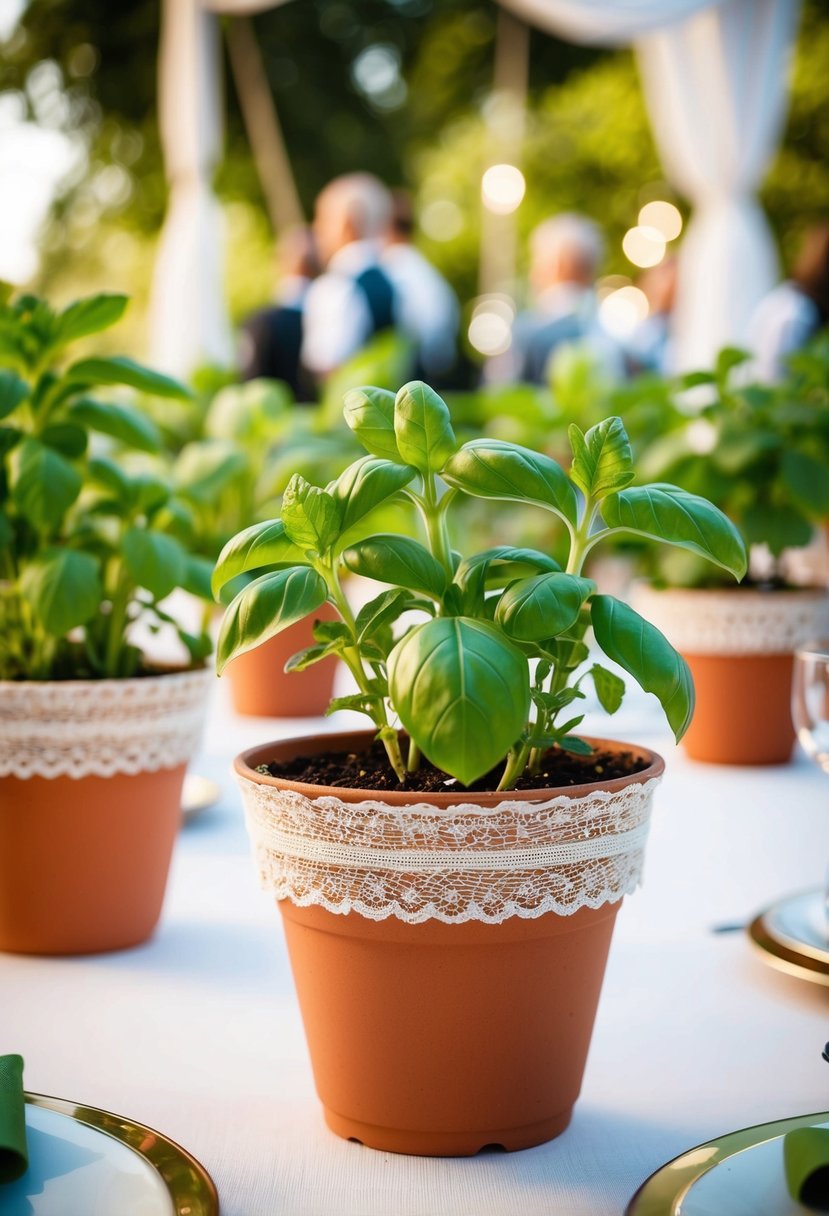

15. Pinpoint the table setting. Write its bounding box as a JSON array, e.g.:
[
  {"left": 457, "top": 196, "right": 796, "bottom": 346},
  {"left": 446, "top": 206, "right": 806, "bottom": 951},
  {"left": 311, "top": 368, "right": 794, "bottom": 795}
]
[{"left": 3, "top": 662, "right": 829, "bottom": 1216}]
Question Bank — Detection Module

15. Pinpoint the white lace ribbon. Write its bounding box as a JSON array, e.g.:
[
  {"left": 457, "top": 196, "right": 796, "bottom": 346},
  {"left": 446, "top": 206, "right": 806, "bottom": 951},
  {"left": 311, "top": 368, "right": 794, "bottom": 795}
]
[
  {"left": 631, "top": 585, "right": 829, "bottom": 655},
  {"left": 0, "top": 669, "right": 211, "bottom": 779},
  {"left": 237, "top": 771, "right": 661, "bottom": 925}
]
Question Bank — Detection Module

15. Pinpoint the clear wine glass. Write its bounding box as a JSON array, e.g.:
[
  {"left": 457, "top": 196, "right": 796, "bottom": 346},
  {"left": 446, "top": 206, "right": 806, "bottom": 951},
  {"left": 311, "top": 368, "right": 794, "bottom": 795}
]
[
  {"left": 793, "top": 642, "right": 829, "bottom": 775},
  {"left": 792, "top": 642, "right": 829, "bottom": 928}
]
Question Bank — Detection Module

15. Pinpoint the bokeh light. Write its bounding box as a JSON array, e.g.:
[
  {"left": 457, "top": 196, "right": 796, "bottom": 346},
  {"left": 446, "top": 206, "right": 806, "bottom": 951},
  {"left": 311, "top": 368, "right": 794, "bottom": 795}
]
[
  {"left": 481, "top": 164, "right": 526, "bottom": 215},
  {"left": 467, "top": 296, "right": 515, "bottom": 356},
  {"left": 420, "top": 199, "right": 464, "bottom": 242},
  {"left": 599, "top": 285, "right": 650, "bottom": 339},
  {"left": 622, "top": 225, "right": 666, "bottom": 268},
  {"left": 638, "top": 200, "right": 682, "bottom": 242}
]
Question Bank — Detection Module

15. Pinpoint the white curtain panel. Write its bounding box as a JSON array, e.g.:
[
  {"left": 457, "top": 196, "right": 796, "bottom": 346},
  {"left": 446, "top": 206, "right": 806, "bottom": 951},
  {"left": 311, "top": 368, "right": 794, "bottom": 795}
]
[
  {"left": 149, "top": 0, "right": 234, "bottom": 375},
  {"left": 499, "top": 0, "right": 800, "bottom": 369}
]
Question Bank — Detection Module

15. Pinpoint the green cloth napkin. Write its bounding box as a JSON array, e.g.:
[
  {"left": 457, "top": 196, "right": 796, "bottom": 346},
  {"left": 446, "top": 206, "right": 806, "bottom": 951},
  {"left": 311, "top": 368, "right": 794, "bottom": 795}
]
[
  {"left": 0, "top": 1054, "right": 27, "bottom": 1183},
  {"left": 784, "top": 1127, "right": 829, "bottom": 1211}
]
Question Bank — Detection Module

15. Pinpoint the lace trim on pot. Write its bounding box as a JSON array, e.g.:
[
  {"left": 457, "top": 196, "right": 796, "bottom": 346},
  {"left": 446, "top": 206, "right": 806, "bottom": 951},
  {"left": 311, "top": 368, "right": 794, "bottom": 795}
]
[
  {"left": 631, "top": 586, "right": 829, "bottom": 655},
  {"left": 0, "top": 669, "right": 211, "bottom": 779},
  {"left": 237, "top": 772, "right": 662, "bottom": 924}
]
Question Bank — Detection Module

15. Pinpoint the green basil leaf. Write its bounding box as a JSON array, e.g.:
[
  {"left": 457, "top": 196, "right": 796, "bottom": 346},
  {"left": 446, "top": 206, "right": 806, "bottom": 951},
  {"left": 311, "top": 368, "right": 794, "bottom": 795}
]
[
  {"left": 557, "top": 735, "right": 593, "bottom": 755},
  {"left": 393, "top": 380, "right": 457, "bottom": 474},
  {"left": 68, "top": 398, "right": 161, "bottom": 453},
  {"left": 123, "top": 527, "right": 186, "bottom": 600},
  {"left": 600, "top": 484, "right": 747, "bottom": 580},
  {"left": 343, "top": 534, "right": 448, "bottom": 598},
  {"left": 281, "top": 475, "right": 341, "bottom": 553},
  {"left": 11, "top": 439, "right": 82, "bottom": 530},
  {"left": 285, "top": 644, "right": 335, "bottom": 672},
  {"left": 591, "top": 594, "right": 694, "bottom": 741},
  {"left": 589, "top": 664, "right": 626, "bottom": 714},
  {"left": 180, "top": 555, "right": 216, "bottom": 601},
  {"left": 781, "top": 450, "right": 829, "bottom": 517},
  {"left": 442, "top": 438, "right": 578, "bottom": 527},
  {"left": 568, "top": 416, "right": 634, "bottom": 500},
  {"left": 130, "top": 472, "right": 171, "bottom": 515},
  {"left": 495, "top": 572, "right": 595, "bottom": 641},
  {"left": 52, "top": 294, "right": 128, "bottom": 344},
  {"left": 329, "top": 455, "right": 417, "bottom": 536},
  {"left": 0, "top": 426, "right": 22, "bottom": 457},
  {"left": 216, "top": 566, "right": 328, "bottom": 673},
  {"left": 212, "top": 519, "right": 306, "bottom": 598},
  {"left": 40, "top": 422, "right": 88, "bottom": 459},
  {"left": 64, "top": 356, "right": 190, "bottom": 399},
  {"left": 454, "top": 546, "right": 562, "bottom": 610},
  {"left": 87, "top": 456, "right": 135, "bottom": 505},
  {"left": 540, "top": 635, "right": 590, "bottom": 671},
  {"left": 174, "top": 441, "right": 247, "bottom": 503},
  {"left": 343, "top": 386, "right": 401, "bottom": 461},
  {"left": 20, "top": 548, "right": 102, "bottom": 635},
  {"left": 0, "top": 370, "right": 28, "bottom": 419},
  {"left": 388, "top": 616, "right": 530, "bottom": 785}
]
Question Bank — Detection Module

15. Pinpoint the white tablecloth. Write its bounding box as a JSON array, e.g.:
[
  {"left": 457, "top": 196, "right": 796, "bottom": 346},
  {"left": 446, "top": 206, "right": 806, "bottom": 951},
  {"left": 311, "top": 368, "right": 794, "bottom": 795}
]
[{"left": 4, "top": 678, "right": 829, "bottom": 1216}]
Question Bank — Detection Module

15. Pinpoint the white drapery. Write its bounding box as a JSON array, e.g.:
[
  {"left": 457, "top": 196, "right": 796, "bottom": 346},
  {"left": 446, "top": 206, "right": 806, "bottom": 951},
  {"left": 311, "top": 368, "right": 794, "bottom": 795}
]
[
  {"left": 500, "top": 0, "right": 801, "bottom": 369},
  {"left": 149, "top": 0, "right": 799, "bottom": 375}
]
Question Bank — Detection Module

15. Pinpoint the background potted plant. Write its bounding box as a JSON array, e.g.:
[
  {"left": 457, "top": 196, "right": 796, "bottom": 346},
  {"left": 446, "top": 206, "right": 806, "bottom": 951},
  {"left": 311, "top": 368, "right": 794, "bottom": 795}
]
[
  {"left": 0, "top": 290, "right": 213, "bottom": 955},
  {"left": 630, "top": 342, "right": 829, "bottom": 764},
  {"left": 213, "top": 379, "right": 745, "bottom": 1156}
]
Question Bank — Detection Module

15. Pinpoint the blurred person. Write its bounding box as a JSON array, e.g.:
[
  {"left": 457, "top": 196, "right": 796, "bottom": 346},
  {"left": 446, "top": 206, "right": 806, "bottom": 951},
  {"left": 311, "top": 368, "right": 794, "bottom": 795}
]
[
  {"left": 238, "top": 225, "right": 319, "bottom": 400},
  {"left": 381, "top": 189, "right": 460, "bottom": 383},
  {"left": 748, "top": 223, "right": 829, "bottom": 382},
  {"left": 511, "top": 213, "right": 624, "bottom": 385},
  {"left": 627, "top": 256, "right": 678, "bottom": 375},
  {"left": 302, "top": 173, "right": 397, "bottom": 379}
]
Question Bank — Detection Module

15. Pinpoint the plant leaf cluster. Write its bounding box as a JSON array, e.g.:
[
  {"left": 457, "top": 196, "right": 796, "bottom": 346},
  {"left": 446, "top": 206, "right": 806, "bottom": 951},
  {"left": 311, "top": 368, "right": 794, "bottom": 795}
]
[
  {"left": 0, "top": 291, "right": 213, "bottom": 680},
  {"left": 213, "top": 380, "right": 746, "bottom": 789}
]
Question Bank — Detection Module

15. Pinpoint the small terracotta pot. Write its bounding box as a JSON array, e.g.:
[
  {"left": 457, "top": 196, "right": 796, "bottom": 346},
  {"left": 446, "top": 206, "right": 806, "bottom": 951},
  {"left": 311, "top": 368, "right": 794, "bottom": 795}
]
[
  {"left": 235, "top": 731, "right": 664, "bottom": 1155},
  {"left": 225, "top": 609, "right": 339, "bottom": 718},
  {"left": 0, "top": 669, "right": 209, "bottom": 955},
  {"left": 632, "top": 585, "right": 829, "bottom": 766}
]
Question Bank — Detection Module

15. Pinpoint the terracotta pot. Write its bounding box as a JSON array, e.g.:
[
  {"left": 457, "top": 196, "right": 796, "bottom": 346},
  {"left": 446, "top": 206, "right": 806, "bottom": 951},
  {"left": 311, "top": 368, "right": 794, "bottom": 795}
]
[
  {"left": 235, "top": 731, "right": 664, "bottom": 1156},
  {"left": 0, "top": 669, "right": 210, "bottom": 955},
  {"left": 632, "top": 585, "right": 829, "bottom": 766},
  {"left": 225, "top": 609, "right": 339, "bottom": 718}
]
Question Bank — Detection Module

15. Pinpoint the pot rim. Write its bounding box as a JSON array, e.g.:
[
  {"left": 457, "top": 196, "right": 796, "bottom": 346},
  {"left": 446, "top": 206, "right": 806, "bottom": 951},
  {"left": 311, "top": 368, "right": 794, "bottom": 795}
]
[
  {"left": 634, "top": 581, "right": 829, "bottom": 602},
  {"left": 234, "top": 731, "right": 665, "bottom": 808},
  {"left": 0, "top": 664, "right": 211, "bottom": 692}
]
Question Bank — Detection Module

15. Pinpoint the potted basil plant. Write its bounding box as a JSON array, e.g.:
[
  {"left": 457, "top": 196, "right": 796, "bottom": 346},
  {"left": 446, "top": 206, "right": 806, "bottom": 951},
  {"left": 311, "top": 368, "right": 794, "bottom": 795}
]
[
  {"left": 213, "top": 380, "right": 746, "bottom": 1156},
  {"left": 0, "top": 291, "right": 213, "bottom": 955},
  {"left": 632, "top": 343, "right": 829, "bottom": 764}
]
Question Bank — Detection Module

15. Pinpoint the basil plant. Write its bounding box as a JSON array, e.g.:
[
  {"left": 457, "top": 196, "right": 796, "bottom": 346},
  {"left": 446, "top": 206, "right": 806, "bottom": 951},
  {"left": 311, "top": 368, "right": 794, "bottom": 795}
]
[
  {"left": 0, "top": 291, "right": 213, "bottom": 681},
  {"left": 213, "top": 381, "right": 747, "bottom": 790}
]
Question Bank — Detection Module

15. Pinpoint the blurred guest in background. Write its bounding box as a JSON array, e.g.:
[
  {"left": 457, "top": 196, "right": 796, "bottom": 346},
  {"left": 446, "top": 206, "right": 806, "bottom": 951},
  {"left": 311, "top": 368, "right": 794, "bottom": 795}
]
[
  {"left": 748, "top": 222, "right": 829, "bottom": 382},
  {"left": 302, "top": 172, "right": 397, "bottom": 381},
  {"left": 511, "top": 213, "right": 624, "bottom": 385},
  {"left": 238, "top": 225, "right": 319, "bottom": 399},
  {"left": 382, "top": 189, "right": 459, "bottom": 384},
  {"left": 627, "top": 255, "right": 678, "bottom": 375}
]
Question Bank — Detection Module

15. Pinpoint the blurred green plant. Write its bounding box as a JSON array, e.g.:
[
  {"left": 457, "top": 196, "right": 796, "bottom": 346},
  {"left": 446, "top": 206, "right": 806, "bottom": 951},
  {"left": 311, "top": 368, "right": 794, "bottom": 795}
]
[
  {"left": 633, "top": 338, "right": 829, "bottom": 586},
  {"left": 0, "top": 290, "right": 213, "bottom": 680}
]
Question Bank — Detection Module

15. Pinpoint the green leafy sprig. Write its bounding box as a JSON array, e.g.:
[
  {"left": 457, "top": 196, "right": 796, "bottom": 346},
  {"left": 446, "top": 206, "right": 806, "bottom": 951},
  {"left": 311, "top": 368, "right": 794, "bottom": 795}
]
[
  {"left": 213, "top": 380, "right": 746, "bottom": 789},
  {"left": 0, "top": 291, "right": 212, "bottom": 680}
]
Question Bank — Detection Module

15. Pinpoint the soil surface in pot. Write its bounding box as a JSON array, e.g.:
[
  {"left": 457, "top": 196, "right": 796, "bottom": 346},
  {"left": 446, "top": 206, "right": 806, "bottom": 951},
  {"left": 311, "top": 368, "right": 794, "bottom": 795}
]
[{"left": 259, "top": 740, "right": 646, "bottom": 793}]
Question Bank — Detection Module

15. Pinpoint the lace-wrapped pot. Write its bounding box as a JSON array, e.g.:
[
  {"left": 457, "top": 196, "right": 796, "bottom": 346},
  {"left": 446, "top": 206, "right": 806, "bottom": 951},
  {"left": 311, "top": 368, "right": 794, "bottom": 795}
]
[
  {"left": 225, "top": 609, "right": 339, "bottom": 718},
  {"left": 0, "top": 669, "right": 211, "bottom": 955},
  {"left": 235, "top": 731, "right": 664, "bottom": 1156},
  {"left": 632, "top": 585, "right": 829, "bottom": 765}
]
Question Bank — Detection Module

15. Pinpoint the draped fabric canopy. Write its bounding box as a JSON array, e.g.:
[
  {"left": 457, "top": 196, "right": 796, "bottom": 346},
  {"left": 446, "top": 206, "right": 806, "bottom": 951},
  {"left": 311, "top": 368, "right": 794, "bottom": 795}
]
[{"left": 149, "top": 0, "right": 800, "bottom": 375}]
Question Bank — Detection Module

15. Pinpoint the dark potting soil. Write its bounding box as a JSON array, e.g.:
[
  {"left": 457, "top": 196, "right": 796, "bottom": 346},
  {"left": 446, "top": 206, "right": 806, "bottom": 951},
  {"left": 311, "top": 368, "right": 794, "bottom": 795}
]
[{"left": 260, "top": 739, "right": 647, "bottom": 793}]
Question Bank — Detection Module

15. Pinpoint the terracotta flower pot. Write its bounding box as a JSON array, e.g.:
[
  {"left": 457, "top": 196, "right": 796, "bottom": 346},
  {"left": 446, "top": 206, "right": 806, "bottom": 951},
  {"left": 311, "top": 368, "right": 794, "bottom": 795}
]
[
  {"left": 632, "top": 585, "right": 829, "bottom": 765},
  {"left": 0, "top": 669, "right": 210, "bottom": 955},
  {"left": 235, "top": 731, "right": 664, "bottom": 1156},
  {"left": 225, "top": 609, "right": 339, "bottom": 718}
]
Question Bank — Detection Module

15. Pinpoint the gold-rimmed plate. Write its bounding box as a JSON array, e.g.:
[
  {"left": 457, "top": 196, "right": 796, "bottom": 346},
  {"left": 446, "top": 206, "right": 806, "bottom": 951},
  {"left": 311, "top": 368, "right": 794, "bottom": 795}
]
[
  {"left": 748, "top": 888, "right": 829, "bottom": 987},
  {"left": 627, "top": 1111, "right": 829, "bottom": 1214},
  {"left": 2, "top": 1093, "right": 219, "bottom": 1215}
]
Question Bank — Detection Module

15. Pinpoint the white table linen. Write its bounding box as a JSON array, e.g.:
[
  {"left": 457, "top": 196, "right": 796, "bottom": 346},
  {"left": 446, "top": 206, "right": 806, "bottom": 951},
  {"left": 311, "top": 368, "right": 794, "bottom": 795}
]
[{"left": 3, "top": 678, "right": 828, "bottom": 1216}]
